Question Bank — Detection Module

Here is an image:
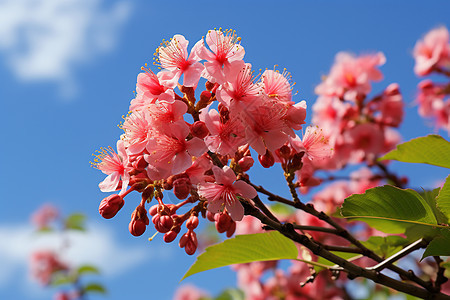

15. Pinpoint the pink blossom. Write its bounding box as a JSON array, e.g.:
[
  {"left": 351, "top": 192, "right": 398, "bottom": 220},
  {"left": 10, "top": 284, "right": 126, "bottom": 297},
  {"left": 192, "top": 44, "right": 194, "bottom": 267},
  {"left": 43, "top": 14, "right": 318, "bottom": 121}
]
[
  {"left": 413, "top": 26, "right": 450, "bottom": 76},
  {"left": 315, "top": 52, "right": 385, "bottom": 101},
  {"left": 200, "top": 108, "right": 246, "bottom": 155},
  {"left": 173, "top": 284, "right": 209, "bottom": 300},
  {"left": 196, "top": 29, "right": 245, "bottom": 83},
  {"left": 30, "top": 250, "right": 68, "bottom": 285},
  {"left": 92, "top": 140, "right": 130, "bottom": 195},
  {"left": 376, "top": 83, "right": 404, "bottom": 127},
  {"left": 262, "top": 69, "right": 294, "bottom": 104},
  {"left": 31, "top": 204, "right": 59, "bottom": 229},
  {"left": 121, "top": 111, "right": 151, "bottom": 155},
  {"left": 156, "top": 34, "right": 204, "bottom": 87},
  {"left": 184, "top": 153, "right": 213, "bottom": 184},
  {"left": 296, "top": 126, "right": 333, "bottom": 160},
  {"left": 148, "top": 100, "right": 188, "bottom": 132},
  {"left": 198, "top": 166, "right": 257, "bottom": 221},
  {"left": 216, "top": 60, "right": 262, "bottom": 109},
  {"left": 243, "top": 101, "right": 291, "bottom": 155},
  {"left": 350, "top": 167, "right": 380, "bottom": 194},
  {"left": 145, "top": 122, "right": 206, "bottom": 180},
  {"left": 344, "top": 123, "right": 384, "bottom": 162}
]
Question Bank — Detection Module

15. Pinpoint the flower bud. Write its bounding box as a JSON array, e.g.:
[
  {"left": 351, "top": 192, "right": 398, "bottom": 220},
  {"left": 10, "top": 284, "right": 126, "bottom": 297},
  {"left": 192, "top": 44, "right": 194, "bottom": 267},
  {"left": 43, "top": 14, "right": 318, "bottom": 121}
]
[
  {"left": 258, "top": 150, "right": 275, "bottom": 168},
  {"left": 173, "top": 177, "right": 191, "bottom": 200},
  {"left": 99, "top": 194, "right": 124, "bottom": 219},
  {"left": 238, "top": 156, "right": 254, "bottom": 172},
  {"left": 129, "top": 219, "right": 147, "bottom": 236},
  {"left": 197, "top": 91, "right": 213, "bottom": 110},
  {"left": 131, "top": 156, "right": 148, "bottom": 170},
  {"left": 206, "top": 211, "right": 216, "bottom": 222},
  {"left": 226, "top": 221, "right": 236, "bottom": 238},
  {"left": 142, "top": 185, "right": 154, "bottom": 203},
  {"left": 190, "top": 121, "right": 209, "bottom": 139},
  {"left": 186, "top": 215, "right": 199, "bottom": 230},
  {"left": 149, "top": 204, "right": 158, "bottom": 216},
  {"left": 163, "top": 230, "right": 178, "bottom": 243},
  {"left": 277, "top": 145, "right": 291, "bottom": 160},
  {"left": 216, "top": 212, "right": 232, "bottom": 233},
  {"left": 205, "top": 81, "right": 215, "bottom": 91}
]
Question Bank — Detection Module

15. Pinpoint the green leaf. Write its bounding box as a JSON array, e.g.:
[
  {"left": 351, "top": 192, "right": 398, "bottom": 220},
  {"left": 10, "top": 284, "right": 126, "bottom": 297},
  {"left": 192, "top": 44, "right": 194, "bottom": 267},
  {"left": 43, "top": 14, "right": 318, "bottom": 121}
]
[
  {"left": 77, "top": 265, "right": 100, "bottom": 275},
  {"left": 341, "top": 185, "right": 440, "bottom": 234},
  {"left": 65, "top": 213, "right": 86, "bottom": 231},
  {"left": 441, "top": 260, "right": 450, "bottom": 278},
  {"left": 83, "top": 283, "right": 106, "bottom": 294},
  {"left": 379, "top": 135, "right": 450, "bottom": 169},
  {"left": 362, "top": 236, "right": 409, "bottom": 258},
  {"left": 51, "top": 273, "right": 74, "bottom": 286},
  {"left": 181, "top": 231, "right": 298, "bottom": 281},
  {"left": 214, "top": 289, "right": 245, "bottom": 300},
  {"left": 421, "top": 188, "right": 448, "bottom": 225},
  {"left": 437, "top": 176, "right": 450, "bottom": 222},
  {"left": 270, "top": 203, "right": 295, "bottom": 217},
  {"left": 422, "top": 229, "right": 450, "bottom": 259}
]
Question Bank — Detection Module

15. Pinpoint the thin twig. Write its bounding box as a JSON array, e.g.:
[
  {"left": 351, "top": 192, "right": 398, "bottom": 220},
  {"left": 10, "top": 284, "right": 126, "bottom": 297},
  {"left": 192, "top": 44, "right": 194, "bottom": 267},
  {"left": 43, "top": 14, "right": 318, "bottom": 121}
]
[
  {"left": 292, "top": 224, "right": 339, "bottom": 234},
  {"left": 367, "top": 239, "right": 427, "bottom": 272},
  {"left": 434, "top": 256, "right": 449, "bottom": 292},
  {"left": 249, "top": 182, "right": 434, "bottom": 291}
]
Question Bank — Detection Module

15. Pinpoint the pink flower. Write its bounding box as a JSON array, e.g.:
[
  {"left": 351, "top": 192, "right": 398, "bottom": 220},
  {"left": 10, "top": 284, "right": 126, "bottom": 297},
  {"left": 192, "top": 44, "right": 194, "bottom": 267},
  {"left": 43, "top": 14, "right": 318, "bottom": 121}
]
[
  {"left": 148, "top": 100, "right": 188, "bottom": 133},
  {"left": 376, "top": 83, "right": 404, "bottom": 127},
  {"left": 413, "top": 26, "right": 450, "bottom": 76},
  {"left": 121, "top": 111, "right": 151, "bottom": 155},
  {"left": 262, "top": 69, "right": 294, "bottom": 104},
  {"left": 184, "top": 154, "right": 213, "bottom": 184},
  {"left": 196, "top": 29, "right": 245, "bottom": 83},
  {"left": 216, "top": 60, "right": 262, "bottom": 109},
  {"left": 315, "top": 52, "right": 385, "bottom": 101},
  {"left": 198, "top": 166, "right": 257, "bottom": 221},
  {"left": 92, "top": 140, "right": 130, "bottom": 195},
  {"left": 30, "top": 250, "right": 68, "bottom": 286},
  {"left": 31, "top": 204, "right": 59, "bottom": 229},
  {"left": 173, "top": 284, "right": 209, "bottom": 300},
  {"left": 344, "top": 123, "right": 384, "bottom": 162},
  {"left": 156, "top": 34, "right": 204, "bottom": 87},
  {"left": 243, "top": 101, "right": 291, "bottom": 155},
  {"left": 144, "top": 122, "right": 206, "bottom": 180},
  {"left": 295, "top": 126, "right": 333, "bottom": 160},
  {"left": 200, "top": 108, "right": 246, "bottom": 155}
]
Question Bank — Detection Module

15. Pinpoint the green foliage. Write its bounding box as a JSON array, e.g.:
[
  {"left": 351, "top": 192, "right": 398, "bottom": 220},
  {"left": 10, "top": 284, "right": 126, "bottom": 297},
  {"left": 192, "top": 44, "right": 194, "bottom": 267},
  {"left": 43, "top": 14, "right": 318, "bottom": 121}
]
[
  {"left": 270, "top": 203, "right": 295, "bottom": 217},
  {"left": 362, "top": 236, "right": 409, "bottom": 258},
  {"left": 379, "top": 134, "right": 450, "bottom": 169},
  {"left": 422, "top": 229, "right": 450, "bottom": 259},
  {"left": 65, "top": 213, "right": 86, "bottom": 231},
  {"left": 436, "top": 176, "right": 450, "bottom": 222},
  {"left": 421, "top": 188, "right": 448, "bottom": 224},
  {"left": 83, "top": 283, "right": 106, "bottom": 294},
  {"left": 341, "top": 185, "right": 440, "bottom": 234},
  {"left": 77, "top": 265, "right": 100, "bottom": 275},
  {"left": 51, "top": 273, "right": 75, "bottom": 286},
  {"left": 181, "top": 231, "right": 298, "bottom": 281}
]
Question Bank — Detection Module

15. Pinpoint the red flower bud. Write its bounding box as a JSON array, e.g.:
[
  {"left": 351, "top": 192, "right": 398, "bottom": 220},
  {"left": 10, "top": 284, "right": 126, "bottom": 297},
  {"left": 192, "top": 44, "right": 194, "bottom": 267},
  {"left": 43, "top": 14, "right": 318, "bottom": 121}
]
[
  {"left": 163, "top": 230, "right": 178, "bottom": 243},
  {"left": 99, "top": 194, "right": 124, "bottom": 219},
  {"left": 131, "top": 156, "right": 148, "bottom": 170},
  {"left": 216, "top": 212, "right": 232, "bottom": 233},
  {"left": 238, "top": 156, "right": 254, "bottom": 172},
  {"left": 186, "top": 215, "right": 199, "bottom": 230},
  {"left": 226, "top": 221, "right": 236, "bottom": 238},
  {"left": 258, "top": 150, "right": 275, "bottom": 168},
  {"left": 190, "top": 121, "right": 209, "bottom": 139},
  {"left": 129, "top": 219, "right": 147, "bottom": 236},
  {"left": 173, "top": 178, "right": 191, "bottom": 200},
  {"left": 149, "top": 204, "right": 158, "bottom": 216},
  {"left": 206, "top": 211, "right": 216, "bottom": 222}
]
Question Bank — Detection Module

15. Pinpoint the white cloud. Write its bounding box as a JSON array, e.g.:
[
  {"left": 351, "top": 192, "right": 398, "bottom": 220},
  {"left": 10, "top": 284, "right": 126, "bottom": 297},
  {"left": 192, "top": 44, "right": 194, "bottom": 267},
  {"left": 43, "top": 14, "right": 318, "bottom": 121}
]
[
  {"left": 0, "top": 222, "right": 154, "bottom": 288},
  {"left": 0, "top": 0, "right": 132, "bottom": 97}
]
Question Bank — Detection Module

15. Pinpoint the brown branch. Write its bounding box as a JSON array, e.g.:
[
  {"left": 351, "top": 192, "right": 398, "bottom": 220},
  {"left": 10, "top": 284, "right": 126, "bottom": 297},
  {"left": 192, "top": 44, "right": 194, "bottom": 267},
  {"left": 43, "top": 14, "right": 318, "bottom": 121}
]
[
  {"left": 249, "top": 182, "right": 434, "bottom": 291},
  {"left": 434, "top": 256, "right": 449, "bottom": 292},
  {"left": 241, "top": 201, "right": 450, "bottom": 299},
  {"left": 291, "top": 224, "right": 339, "bottom": 234}
]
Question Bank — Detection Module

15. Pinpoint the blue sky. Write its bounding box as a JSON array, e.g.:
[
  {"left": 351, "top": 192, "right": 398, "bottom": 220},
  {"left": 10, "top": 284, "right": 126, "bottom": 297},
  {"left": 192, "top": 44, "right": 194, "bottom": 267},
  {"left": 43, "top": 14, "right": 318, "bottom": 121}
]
[{"left": 1, "top": 1, "right": 449, "bottom": 299}]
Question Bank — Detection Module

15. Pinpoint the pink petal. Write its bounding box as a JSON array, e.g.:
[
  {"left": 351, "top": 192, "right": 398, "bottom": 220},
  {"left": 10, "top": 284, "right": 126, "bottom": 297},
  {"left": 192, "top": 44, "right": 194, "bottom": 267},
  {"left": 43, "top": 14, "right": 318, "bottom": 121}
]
[
  {"left": 99, "top": 172, "right": 120, "bottom": 192},
  {"left": 186, "top": 137, "right": 207, "bottom": 157},
  {"left": 183, "top": 62, "right": 205, "bottom": 87},
  {"left": 172, "top": 151, "right": 193, "bottom": 174},
  {"left": 226, "top": 200, "right": 244, "bottom": 221},
  {"left": 232, "top": 180, "right": 257, "bottom": 199},
  {"left": 212, "top": 166, "right": 236, "bottom": 186}
]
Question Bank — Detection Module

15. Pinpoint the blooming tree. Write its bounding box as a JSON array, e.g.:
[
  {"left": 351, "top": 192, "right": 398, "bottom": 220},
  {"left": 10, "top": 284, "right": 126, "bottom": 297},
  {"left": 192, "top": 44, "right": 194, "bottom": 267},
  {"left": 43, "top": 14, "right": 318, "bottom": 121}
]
[
  {"left": 30, "top": 204, "right": 105, "bottom": 300},
  {"left": 92, "top": 28, "right": 450, "bottom": 299}
]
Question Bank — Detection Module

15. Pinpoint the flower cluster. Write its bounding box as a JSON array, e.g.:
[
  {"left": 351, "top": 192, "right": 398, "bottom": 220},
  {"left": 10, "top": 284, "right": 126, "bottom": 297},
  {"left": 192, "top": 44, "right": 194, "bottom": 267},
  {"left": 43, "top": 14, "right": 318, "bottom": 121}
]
[
  {"left": 286, "top": 51, "right": 405, "bottom": 192},
  {"left": 93, "top": 29, "right": 328, "bottom": 255},
  {"left": 413, "top": 26, "right": 450, "bottom": 134}
]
